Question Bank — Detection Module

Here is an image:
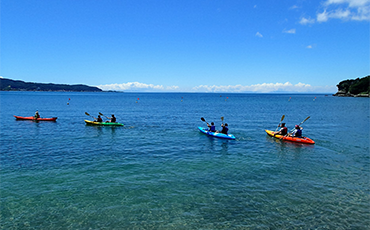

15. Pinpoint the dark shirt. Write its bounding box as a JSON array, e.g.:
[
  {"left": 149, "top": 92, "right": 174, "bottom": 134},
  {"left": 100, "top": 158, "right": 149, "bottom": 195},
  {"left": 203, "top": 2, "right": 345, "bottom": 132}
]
[
  {"left": 221, "top": 126, "right": 228, "bottom": 134},
  {"left": 280, "top": 127, "right": 288, "bottom": 135},
  {"left": 292, "top": 128, "right": 302, "bottom": 137}
]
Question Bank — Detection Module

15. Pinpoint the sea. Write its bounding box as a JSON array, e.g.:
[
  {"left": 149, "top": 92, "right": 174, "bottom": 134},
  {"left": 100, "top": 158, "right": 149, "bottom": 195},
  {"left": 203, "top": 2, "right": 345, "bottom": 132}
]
[{"left": 0, "top": 91, "right": 369, "bottom": 229}]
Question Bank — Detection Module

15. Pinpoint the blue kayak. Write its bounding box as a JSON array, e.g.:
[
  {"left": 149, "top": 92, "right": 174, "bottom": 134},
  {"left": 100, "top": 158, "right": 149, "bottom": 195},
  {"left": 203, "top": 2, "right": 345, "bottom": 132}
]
[{"left": 198, "top": 127, "right": 236, "bottom": 140}]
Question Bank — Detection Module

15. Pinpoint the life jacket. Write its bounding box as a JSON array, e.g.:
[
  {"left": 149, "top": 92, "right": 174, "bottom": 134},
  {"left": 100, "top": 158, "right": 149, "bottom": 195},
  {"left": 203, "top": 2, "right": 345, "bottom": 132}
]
[
  {"left": 221, "top": 126, "right": 228, "bottom": 134},
  {"left": 294, "top": 128, "right": 302, "bottom": 137},
  {"left": 281, "top": 127, "right": 288, "bottom": 135},
  {"left": 111, "top": 117, "right": 116, "bottom": 122},
  {"left": 210, "top": 125, "right": 216, "bottom": 132}
]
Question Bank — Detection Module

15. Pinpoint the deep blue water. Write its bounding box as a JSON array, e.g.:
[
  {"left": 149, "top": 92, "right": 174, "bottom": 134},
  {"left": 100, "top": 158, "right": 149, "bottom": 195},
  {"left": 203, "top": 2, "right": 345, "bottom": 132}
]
[{"left": 0, "top": 91, "right": 369, "bottom": 229}]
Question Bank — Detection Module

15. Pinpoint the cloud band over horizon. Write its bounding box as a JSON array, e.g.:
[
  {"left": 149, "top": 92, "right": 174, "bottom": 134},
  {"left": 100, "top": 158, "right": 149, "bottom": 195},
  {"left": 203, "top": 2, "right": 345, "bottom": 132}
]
[{"left": 97, "top": 82, "right": 336, "bottom": 93}]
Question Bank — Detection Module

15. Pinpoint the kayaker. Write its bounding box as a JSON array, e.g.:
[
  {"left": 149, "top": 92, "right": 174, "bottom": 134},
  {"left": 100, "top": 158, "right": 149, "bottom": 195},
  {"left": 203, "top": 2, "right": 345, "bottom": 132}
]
[
  {"left": 220, "top": 123, "right": 229, "bottom": 134},
  {"left": 34, "top": 111, "right": 40, "bottom": 119},
  {"left": 274, "top": 123, "right": 287, "bottom": 136},
  {"left": 94, "top": 115, "right": 103, "bottom": 122},
  {"left": 207, "top": 122, "right": 216, "bottom": 132},
  {"left": 290, "top": 125, "right": 303, "bottom": 137},
  {"left": 107, "top": 114, "right": 116, "bottom": 123}
]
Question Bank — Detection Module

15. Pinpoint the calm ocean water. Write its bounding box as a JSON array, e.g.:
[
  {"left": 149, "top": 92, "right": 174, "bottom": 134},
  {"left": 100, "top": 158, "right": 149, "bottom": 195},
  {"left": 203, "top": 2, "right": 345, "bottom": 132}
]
[{"left": 0, "top": 91, "right": 369, "bottom": 229}]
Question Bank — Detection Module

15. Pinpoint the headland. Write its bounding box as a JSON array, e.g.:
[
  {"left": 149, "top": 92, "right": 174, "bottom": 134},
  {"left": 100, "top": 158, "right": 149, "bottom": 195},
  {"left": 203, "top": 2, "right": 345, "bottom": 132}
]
[
  {"left": 0, "top": 78, "right": 102, "bottom": 92},
  {"left": 333, "top": 75, "right": 369, "bottom": 97}
]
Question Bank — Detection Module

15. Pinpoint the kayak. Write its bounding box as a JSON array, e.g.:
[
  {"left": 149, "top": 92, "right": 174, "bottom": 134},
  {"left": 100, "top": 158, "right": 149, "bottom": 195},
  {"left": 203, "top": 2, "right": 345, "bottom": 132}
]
[
  {"left": 14, "top": 115, "right": 57, "bottom": 121},
  {"left": 265, "top": 130, "right": 315, "bottom": 144},
  {"left": 85, "top": 120, "right": 124, "bottom": 126},
  {"left": 198, "top": 127, "right": 236, "bottom": 140}
]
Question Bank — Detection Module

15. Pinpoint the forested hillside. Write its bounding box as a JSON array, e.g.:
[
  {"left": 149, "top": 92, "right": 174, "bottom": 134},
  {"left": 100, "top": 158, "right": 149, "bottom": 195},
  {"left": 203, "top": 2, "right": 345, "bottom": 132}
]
[
  {"left": 0, "top": 78, "right": 102, "bottom": 92},
  {"left": 333, "top": 75, "right": 369, "bottom": 97}
]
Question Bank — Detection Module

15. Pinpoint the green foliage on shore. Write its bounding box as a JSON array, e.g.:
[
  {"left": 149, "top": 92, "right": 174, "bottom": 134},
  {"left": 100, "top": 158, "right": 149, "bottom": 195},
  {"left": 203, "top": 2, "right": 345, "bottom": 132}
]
[
  {"left": 349, "top": 76, "right": 369, "bottom": 94},
  {"left": 0, "top": 78, "right": 102, "bottom": 92},
  {"left": 336, "top": 75, "right": 370, "bottom": 95}
]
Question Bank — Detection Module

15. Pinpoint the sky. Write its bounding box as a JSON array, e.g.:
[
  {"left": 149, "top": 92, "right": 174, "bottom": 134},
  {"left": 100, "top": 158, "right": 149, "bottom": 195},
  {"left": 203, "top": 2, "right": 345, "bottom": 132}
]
[{"left": 1, "top": 0, "right": 369, "bottom": 93}]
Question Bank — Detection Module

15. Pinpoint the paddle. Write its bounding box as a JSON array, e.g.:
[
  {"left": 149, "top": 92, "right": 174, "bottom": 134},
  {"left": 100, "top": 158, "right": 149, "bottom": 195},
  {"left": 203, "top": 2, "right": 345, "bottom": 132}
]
[
  {"left": 85, "top": 112, "right": 94, "bottom": 119},
  {"left": 201, "top": 117, "right": 210, "bottom": 131},
  {"left": 221, "top": 116, "right": 224, "bottom": 124},
  {"left": 297, "top": 116, "right": 310, "bottom": 127},
  {"left": 275, "top": 115, "right": 285, "bottom": 132},
  {"left": 289, "top": 116, "right": 310, "bottom": 133},
  {"left": 99, "top": 112, "right": 110, "bottom": 119}
]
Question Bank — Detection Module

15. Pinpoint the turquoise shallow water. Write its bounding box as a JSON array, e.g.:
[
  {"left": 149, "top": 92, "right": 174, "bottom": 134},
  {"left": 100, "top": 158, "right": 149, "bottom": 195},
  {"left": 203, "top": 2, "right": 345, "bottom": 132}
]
[{"left": 0, "top": 92, "right": 369, "bottom": 229}]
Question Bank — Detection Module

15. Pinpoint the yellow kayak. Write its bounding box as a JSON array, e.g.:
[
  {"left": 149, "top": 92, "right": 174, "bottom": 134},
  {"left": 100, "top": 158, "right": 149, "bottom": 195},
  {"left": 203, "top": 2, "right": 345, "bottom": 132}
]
[{"left": 85, "top": 120, "right": 124, "bottom": 126}]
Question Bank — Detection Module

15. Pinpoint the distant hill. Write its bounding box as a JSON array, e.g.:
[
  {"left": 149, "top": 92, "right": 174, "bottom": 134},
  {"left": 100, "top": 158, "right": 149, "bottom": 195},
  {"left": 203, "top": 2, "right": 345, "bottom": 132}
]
[
  {"left": 333, "top": 75, "right": 369, "bottom": 97},
  {"left": 0, "top": 78, "right": 102, "bottom": 92}
]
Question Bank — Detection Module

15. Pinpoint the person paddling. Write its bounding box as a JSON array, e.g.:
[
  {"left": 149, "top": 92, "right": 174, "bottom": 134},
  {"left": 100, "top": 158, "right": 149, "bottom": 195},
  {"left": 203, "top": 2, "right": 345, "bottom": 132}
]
[
  {"left": 274, "top": 123, "right": 287, "bottom": 136},
  {"left": 94, "top": 115, "right": 103, "bottom": 122},
  {"left": 107, "top": 114, "right": 116, "bottom": 123},
  {"left": 219, "top": 123, "right": 229, "bottom": 134},
  {"left": 207, "top": 122, "right": 216, "bottom": 132},
  {"left": 34, "top": 111, "right": 40, "bottom": 120},
  {"left": 290, "top": 125, "right": 303, "bottom": 137}
]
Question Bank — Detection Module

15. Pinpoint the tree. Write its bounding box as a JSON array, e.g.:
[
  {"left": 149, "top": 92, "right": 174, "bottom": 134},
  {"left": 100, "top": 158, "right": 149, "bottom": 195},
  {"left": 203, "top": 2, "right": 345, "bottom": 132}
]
[{"left": 349, "top": 76, "right": 370, "bottom": 95}]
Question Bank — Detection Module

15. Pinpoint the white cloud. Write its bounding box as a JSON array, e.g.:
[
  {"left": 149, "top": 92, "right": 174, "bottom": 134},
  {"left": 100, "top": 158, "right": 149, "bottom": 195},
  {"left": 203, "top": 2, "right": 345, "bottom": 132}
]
[
  {"left": 317, "top": 8, "right": 351, "bottom": 22},
  {"left": 300, "top": 17, "right": 315, "bottom": 24},
  {"left": 317, "top": 0, "right": 370, "bottom": 22},
  {"left": 255, "top": 32, "right": 263, "bottom": 37},
  {"left": 97, "top": 81, "right": 334, "bottom": 93},
  {"left": 192, "top": 82, "right": 333, "bottom": 93},
  {"left": 306, "top": 45, "right": 313, "bottom": 48},
  {"left": 283, "top": 29, "right": 296, "bottom": 34},
  {"left": 97, "top": 82, "right": 179, "bottom": 92},
  {"left": 290, "top": 5, "right": 300, "bottom": 10},
  {"left": 317, "top": 10, "right": 329, "bottom": 22},
  {"left": 325, "top": 0, "right": 369, "bottom": 7}
]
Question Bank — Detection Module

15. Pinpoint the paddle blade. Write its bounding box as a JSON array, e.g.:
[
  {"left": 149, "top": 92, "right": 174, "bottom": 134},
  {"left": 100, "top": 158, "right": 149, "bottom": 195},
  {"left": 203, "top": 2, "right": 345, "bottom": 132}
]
[
  {"left": 201, "top": 117, "right": 206, "bottom": 122},
  {"left": 303, "top": 116, "right": 310, "bottom": 122},
  {"left": 221, "top": 116, "right": 224, "bottom": 121},
  {"left": 281, "top": 115, "right": 285, "bottom": 122},
  {"left": 99, "top": 112, "right": 103, "bottom": 116},
  {"left": 85, "top": 112, "right": 90, "bottom": 116}
]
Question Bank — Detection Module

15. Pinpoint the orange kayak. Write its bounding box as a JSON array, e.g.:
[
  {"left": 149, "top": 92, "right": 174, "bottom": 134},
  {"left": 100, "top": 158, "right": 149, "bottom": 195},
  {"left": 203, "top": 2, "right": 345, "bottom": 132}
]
[
  {"left": 265, "top": 130, "right": 315, "bottom": 144},
  {"left": 14, "top": 115, "right": 58, "bottom": 121}
]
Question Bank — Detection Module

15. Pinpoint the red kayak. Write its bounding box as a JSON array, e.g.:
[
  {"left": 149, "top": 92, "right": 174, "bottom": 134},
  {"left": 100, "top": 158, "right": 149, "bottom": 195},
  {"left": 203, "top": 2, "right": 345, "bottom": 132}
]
[
  {"left": 14, "top": 115, "right": 58, "bottom": 121},
  {"left": 265, "top": 130, "right": 315, "bottom": 144}
]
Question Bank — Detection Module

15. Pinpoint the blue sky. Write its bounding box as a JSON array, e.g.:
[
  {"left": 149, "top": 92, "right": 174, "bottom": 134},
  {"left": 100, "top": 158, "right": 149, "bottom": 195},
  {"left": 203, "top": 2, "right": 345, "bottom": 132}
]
[{"left": 1, "top": 0, "right": 369, "bottom": 93}]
